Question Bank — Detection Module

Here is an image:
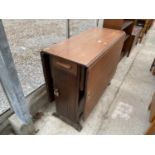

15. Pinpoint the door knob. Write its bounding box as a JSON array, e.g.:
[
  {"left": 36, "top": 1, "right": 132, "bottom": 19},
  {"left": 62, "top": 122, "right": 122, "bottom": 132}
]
[{"left": 54, "top": 88, "right": 59, "bottom": 97}]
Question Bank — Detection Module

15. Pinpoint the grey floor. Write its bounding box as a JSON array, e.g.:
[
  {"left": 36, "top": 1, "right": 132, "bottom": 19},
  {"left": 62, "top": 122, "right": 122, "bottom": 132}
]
[{"left": 34, "top": 23, "right": 155, "bottom": 135}]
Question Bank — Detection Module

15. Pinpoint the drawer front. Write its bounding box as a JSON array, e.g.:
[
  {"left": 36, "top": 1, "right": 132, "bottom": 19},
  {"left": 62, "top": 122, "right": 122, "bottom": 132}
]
[{"left": 53, "top": 57, "right": 77, "bottom": 75}]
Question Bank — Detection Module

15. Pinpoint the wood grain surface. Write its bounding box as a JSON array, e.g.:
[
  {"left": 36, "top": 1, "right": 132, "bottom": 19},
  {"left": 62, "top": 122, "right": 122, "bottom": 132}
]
[{"left": 43, "top": 28, "right": 125, "bottom": 67}]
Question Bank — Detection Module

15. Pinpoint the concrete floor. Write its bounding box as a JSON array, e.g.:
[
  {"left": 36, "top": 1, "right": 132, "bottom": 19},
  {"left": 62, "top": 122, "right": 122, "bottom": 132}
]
[{"left": 34, "top": 23, "right": 155, "bottom": 135}]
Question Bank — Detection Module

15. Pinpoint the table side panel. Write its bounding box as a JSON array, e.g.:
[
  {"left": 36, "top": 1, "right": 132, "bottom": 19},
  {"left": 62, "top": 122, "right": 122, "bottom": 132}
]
[{"left": 84, "top": 38, "right": 124, "bottom": 119}]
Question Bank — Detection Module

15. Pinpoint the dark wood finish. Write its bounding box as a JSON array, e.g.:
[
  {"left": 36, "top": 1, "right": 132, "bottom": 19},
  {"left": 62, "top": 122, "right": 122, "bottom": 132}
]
[
  {"left": 122, "top": 21, "right": 134, "bottom": 30},
  {"left": 146, "top": 93, "right": 155, "bottom": 135},
  {"left": 41, "top": 28, "right": 125, "bottom": 130},
  {"left": 40, "top": 52, "right": 54, "bottom": 102},
  {"left": 136, "top": 19, "right": 154, "bottom": 42},
  {"left": 149, "top": 93, "right": 155, "bottom": 122},
  {"left": 103, "top": 20, "right": 133, "bottom": 30},
  {"left": 52, "top": 56, "right": 80, "bottom": 122},
  {"left": 146, "top": 119, "right": 155, "bottom": 135},
  {"left": 150, "top": 58, "right": 155, "bottom": 75},
  {"left": 103, "top": 20, "right": 124, "bottom": 30},
  {"left": 43, "top": 28, "right": 125, "bottom": 67},
  {"left": 152, "top": 69, "right": 155, "bottom": 76},
  {"left": 131, "top": 26, "right": 142, "bottom": 47},
  {"left": 103, "top": 19, "right": 134, "bottom": 57},
  {"left": 84, "top": 38, "right": 123, "bottom": 119}
]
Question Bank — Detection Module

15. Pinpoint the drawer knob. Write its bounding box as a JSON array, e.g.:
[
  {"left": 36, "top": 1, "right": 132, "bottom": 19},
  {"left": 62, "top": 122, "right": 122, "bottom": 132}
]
[{"left": 54, "top": 88, "right": 59, "bottom": 97}]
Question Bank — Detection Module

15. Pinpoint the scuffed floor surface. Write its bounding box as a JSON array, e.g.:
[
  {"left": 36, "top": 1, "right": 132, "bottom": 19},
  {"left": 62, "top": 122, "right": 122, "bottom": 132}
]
[{"left": 34, "top": 22, "right": 155, "bottom": 135}]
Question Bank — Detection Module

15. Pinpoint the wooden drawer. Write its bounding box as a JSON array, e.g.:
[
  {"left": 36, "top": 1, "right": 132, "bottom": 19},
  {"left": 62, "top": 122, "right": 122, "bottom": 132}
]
[{"left": 52, "top": 57, "right": 77, "bottom": 75}]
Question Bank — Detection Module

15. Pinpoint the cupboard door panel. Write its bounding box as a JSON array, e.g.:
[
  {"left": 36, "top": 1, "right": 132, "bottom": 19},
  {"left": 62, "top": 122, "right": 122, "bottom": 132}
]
[{"left": 52, "top": 57, "right": 80, "bottom": 122}]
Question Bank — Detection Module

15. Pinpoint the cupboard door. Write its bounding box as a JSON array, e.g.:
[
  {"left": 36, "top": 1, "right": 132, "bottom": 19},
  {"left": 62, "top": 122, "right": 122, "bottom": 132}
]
[{"left": 51, "top": 57, "right": 80, "bottom": 122}]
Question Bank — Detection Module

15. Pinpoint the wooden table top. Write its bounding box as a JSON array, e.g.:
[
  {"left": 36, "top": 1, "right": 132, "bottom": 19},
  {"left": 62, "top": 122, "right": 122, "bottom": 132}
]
[{"left": 43, "top": 28, "right": 125, "bottom": 67}]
